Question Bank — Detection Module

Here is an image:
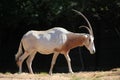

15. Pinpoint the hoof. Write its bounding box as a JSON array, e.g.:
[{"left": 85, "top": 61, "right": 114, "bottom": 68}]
[
  {"left": 49, "top": 72, "right": 53, "bottom": 75},
  {"left": 30, "top": 72, "right": 34, "bottom": 74},
  {"left": 70, "top": 71, "right": 74, "bottom": 74}
]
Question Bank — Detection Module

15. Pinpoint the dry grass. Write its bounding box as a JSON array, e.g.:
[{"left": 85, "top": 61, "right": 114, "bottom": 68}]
[{"left": 0, "top": 68, "right": 120, "bottom": 80}]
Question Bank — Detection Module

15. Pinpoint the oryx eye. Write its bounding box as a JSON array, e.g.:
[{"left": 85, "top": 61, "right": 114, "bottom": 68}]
[{"left": 89, "top": 38, "right": 91, "bottom": 42}]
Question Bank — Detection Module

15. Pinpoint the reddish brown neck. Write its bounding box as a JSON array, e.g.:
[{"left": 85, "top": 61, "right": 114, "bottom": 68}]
[{"left": 65, "top": 33, "right": 87, "bottom": 49}]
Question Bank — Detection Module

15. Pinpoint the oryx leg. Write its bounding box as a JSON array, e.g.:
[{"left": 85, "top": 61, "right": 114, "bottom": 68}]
[
  {"left": 49, "top": 53, "right": 59, "bottom": 75},
  {"left": 64, "top": 52, "right": 73, "bottom": 74},
  {"left": 17, "top": 51, "right": 30, "bottom": 73},
  {"left": 26, "top": 52, "right": 36, "bottom": 74}
]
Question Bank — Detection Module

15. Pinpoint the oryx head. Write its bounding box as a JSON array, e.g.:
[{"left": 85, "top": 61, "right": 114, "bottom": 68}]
[
  {"left": 84, "top": 32, "right": 95, "bottom": 54},
  {"left": 73, "top": 9, "right": 96, "bottom": 54},
  {"left": 80, "top": 26, "right": 96, "bottom": 54}
]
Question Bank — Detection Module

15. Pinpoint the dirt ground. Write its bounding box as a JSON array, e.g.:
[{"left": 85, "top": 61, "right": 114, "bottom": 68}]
[{"left": 0, "top": 68, "right": 120, "bottom": 80}]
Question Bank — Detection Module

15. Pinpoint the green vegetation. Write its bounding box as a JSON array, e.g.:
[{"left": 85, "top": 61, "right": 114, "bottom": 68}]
[{"left": 0, "top": 0, "right": 120, "bottom": 29}]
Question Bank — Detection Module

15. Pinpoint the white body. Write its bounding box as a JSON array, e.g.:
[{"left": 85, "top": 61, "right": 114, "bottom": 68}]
[
  {"left": 16, "top": 27, "right": 74, "bottom": 75},
  {"left": 22, "top": 27, "right": 69, "bottom": 54}
]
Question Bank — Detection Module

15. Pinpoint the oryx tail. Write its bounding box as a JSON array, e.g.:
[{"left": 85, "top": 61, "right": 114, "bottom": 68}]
[{"left": 15, "top": 41, "right": 23, "bottom": 61}]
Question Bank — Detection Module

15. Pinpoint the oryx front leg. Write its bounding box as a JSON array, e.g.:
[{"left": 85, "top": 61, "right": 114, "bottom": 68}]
[
  {"left": 26, "top": 52, "right": 36, "bottom": 74},
  {"left": 64, "top": 52, "right": 73, "bottom": 74},
  {"left": 49, "top": 53, "right": 59, "bottom": 75},
  {"left": 17, "top": 51, "right": 30, "bottom": 73}
]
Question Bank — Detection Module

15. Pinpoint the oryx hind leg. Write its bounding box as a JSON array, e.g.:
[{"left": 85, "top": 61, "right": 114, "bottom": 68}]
[
  {"left": 26, "top": 51, "right": 36, "bottom": 74},
  {"left": 17, "top": 51, "right": 30, "bottom": 73}
]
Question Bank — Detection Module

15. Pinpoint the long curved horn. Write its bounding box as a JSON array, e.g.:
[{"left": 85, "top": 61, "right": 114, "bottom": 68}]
[
  {"left": 79, "top": 26, "right": 91, "bottom": 35},
  {"left": 72, "top": 9, "right": 94, "bottom": 36}
]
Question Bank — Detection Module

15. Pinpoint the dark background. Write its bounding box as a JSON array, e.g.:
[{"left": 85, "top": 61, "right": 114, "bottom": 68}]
[{"left": 0, "top": 0, "right": 120, "bottom": 73}]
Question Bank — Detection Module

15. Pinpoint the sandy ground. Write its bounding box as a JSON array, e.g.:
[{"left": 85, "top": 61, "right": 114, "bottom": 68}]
[{"left": 0, "top": 68, "right": 120, "bottom": 80}]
